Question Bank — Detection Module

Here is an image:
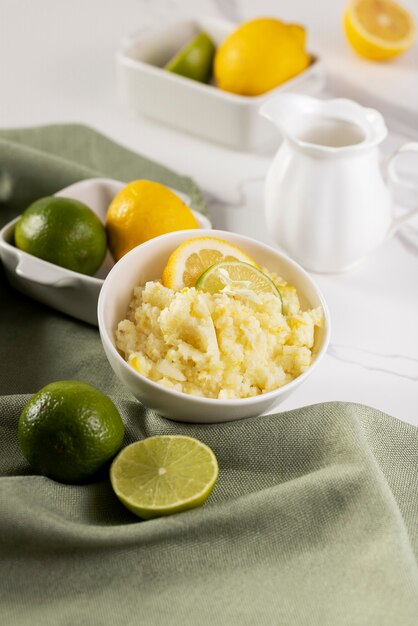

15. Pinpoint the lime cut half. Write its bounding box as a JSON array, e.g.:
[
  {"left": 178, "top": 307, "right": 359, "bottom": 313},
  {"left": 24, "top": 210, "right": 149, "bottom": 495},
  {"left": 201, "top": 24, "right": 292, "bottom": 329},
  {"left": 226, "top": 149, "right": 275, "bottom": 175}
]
[
  {"left": 164, "top": 32, "right": 216, "bottom": 83},
  {"left": 195, "top": 260, "right": 283, "bottom": 310},
  {"left": 110, "top": 435, "right": 219, "bottom": 519}
]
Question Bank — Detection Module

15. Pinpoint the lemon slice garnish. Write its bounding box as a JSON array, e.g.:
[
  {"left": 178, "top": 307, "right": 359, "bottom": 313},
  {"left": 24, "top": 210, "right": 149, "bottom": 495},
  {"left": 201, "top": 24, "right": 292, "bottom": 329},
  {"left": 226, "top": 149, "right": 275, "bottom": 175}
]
[{"left": 161, "top": 236, "right": 257, "bottom": 290}]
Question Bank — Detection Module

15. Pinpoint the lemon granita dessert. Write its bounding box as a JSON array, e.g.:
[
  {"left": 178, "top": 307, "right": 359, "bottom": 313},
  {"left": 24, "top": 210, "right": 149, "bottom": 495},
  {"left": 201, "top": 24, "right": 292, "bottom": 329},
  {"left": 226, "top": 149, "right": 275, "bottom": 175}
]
[{"left": 116, "top": 237, "right": 323, "bottom": 400}]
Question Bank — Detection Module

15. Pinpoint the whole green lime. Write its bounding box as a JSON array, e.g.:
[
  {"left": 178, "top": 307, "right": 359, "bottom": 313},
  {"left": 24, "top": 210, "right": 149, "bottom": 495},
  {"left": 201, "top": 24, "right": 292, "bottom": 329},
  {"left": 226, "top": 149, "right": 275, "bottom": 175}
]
[
  {"left": 14, "top": 196, "right": 107, "bottom": 276},
  {"left": 18, "top": 381, "right": 125, "bottom": 483}
]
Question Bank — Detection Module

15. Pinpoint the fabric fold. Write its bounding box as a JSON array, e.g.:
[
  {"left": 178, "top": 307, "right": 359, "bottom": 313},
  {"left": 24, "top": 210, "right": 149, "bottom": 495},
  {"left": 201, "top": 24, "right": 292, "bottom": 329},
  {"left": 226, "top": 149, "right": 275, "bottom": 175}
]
[{"left": 1, "top": 399, "right": 417, "bottom": 625}]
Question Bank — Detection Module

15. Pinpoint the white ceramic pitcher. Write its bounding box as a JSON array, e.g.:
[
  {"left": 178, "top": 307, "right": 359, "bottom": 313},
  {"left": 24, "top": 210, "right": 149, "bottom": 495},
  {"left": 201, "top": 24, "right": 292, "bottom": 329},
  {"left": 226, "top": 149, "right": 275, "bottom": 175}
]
[{"left": 260, "top": 94, "right": 418, "bottom": 273}]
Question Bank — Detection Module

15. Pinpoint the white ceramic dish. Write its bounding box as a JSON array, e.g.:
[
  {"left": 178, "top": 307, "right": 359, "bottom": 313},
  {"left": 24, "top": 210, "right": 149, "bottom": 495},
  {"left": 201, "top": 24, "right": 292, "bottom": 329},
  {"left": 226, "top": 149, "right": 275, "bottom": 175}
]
[
  {"left": 98, "top": 229, "right": 330, "bottom": 423},
  {"left": 117, "top": 17, "right": 325, "bottom": 151},
  {"left": 0, "top": 178, "right": 211, "bottom": 325}
]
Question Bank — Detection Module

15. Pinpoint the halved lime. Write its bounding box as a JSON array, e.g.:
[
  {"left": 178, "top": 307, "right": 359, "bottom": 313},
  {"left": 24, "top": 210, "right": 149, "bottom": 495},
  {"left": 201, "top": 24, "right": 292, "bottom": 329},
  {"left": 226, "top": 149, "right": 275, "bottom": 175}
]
[
  {"left": 195, "top": 260, "right": 282, "bottom": 310},
  {"left": 110, "top": 435, "right": 219, "bottom": 519},
  {"left": 164, "top": 32, "right": 216, "bottom": 83}
]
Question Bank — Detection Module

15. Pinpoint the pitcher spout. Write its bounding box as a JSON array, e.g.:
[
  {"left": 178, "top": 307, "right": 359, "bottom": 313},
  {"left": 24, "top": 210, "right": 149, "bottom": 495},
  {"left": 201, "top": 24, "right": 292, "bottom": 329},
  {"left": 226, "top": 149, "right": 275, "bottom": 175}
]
[
  {"left": 259, "top": 94, "right": 319, "bottom": 136},
  {"left": 259, "top": 94, "right": 387, "bottom": 151}
]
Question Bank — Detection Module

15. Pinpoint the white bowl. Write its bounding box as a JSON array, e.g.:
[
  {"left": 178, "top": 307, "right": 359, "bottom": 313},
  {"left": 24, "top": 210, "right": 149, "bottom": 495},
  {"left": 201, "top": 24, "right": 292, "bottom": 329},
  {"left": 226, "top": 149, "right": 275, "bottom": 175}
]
[
  {"left": 0, "top": 178, "right": 211, "bottom": 325},
  {"left": 117, "top": 17, "right": 325, "bottom": 151},
  {"left": 98, "top": 229, "right": 330, "bottom": 423}
]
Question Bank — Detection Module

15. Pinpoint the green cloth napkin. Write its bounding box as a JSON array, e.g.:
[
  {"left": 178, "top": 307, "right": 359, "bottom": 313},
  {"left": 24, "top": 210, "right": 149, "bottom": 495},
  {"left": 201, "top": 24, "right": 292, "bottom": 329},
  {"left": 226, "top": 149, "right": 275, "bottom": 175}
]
[
  {"left": 0, "top": 124, "right": 205, "bottom": 222},
  {"left": 1, "top": 400, "right": 417, "bottom": 625},
  {"left": 1, "top": 126, "right": 418, "bottom": 625}
]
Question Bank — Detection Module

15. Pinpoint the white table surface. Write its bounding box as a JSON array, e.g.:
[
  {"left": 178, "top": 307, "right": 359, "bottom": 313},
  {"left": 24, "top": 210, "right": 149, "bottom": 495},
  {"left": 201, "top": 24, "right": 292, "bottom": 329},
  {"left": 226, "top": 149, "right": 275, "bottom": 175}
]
[{"left": 1, "top": 0, "right": 417, "bottom": 425}]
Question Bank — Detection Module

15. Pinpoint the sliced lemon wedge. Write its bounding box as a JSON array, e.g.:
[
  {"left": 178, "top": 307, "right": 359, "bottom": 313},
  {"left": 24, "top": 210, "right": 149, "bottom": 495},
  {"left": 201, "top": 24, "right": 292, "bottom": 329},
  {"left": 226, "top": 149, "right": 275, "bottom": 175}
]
[{"left": 343, "top": 0, "right": 417, "bottom": 60}]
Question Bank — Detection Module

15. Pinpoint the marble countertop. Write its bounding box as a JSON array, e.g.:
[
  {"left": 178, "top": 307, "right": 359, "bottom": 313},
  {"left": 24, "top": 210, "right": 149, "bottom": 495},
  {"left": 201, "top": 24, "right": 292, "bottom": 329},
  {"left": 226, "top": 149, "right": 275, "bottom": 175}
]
[{"left": 1, "top": 0, "right": 417, "bottom": 425}]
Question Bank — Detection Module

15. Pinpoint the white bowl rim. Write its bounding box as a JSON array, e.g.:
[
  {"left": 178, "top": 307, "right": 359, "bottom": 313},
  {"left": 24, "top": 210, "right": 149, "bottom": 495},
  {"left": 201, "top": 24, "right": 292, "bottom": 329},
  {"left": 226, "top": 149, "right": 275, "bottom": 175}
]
[{"left": 98, "top": 228, "right": 331, "bottom": 407}]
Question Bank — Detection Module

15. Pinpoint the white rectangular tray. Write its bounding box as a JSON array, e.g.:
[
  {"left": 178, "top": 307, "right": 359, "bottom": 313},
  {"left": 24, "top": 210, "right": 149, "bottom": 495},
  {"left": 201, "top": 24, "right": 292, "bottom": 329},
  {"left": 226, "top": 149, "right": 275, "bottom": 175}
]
[{"left": 117, "top": 16, "right": 325, "bottom": 151}]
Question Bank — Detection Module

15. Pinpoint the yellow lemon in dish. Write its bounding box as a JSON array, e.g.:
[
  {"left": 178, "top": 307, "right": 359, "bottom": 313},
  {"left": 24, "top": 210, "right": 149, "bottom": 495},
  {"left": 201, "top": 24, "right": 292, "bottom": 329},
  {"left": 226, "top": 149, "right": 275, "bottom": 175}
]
[
  {"left": 106, "top": 180, "right": 198, "bottom": 262},
  {"left": 214, "top": 18, "right": 310, "bottom": 96}
]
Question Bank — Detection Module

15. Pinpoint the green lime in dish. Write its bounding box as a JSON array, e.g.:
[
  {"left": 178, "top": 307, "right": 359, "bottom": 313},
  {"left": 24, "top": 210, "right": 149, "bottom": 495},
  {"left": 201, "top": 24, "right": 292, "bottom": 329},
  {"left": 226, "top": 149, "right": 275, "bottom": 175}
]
[
  {"left": 165, "top": 32, "right": 216, "bottom": 83},
  {"left": 196, "top": 260, "right": 283, "bottom": 311},
  {"left": 110, "top": 435, "right": 219, "bottom": 519},
  {"left": 18, "top": 381, "right": 125, "bottom": 483},
  {"left": 14, "top": 196, "right": 107, "bottom": 276}
]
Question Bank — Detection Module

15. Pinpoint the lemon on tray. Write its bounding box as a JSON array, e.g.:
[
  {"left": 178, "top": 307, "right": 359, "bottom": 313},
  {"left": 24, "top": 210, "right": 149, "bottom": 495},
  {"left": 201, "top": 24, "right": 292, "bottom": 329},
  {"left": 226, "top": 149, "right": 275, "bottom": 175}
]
[
  {"left": 14, "top": 196, "right": 107, "bottom": 276},
  {"left": 343, "top": 0, "right": 417, "bottom": 60},
  {"left": 161, "top": 236, "right": 257, "bottom": 290},
  {"left": 106, "top": 180, "right": 198, "bottom": 262},
  {"left": 18, "top": 381, "right": 125, "bottom": 483},
  {"left": 110, "top": 435, "right": 219, "bottom": 519},
  {"left": 165, "top": 32, "right": 216, "bottom": 83},
  {"left": 214, "top": 18, "right": 310, "bottom": 96}
]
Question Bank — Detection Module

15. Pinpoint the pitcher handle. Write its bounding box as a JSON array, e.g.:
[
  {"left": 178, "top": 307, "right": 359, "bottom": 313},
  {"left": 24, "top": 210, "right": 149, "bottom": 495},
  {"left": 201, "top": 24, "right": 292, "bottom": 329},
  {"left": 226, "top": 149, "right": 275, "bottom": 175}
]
[{"left": 387, "top": 142, "right": 418, "bottom": 232}]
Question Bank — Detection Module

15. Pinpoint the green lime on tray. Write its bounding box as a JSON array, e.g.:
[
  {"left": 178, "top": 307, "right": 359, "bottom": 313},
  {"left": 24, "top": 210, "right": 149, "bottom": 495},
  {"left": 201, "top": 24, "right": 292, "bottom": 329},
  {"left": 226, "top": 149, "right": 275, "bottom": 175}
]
[
  {"left": 196, "top": 260, "right": 283, "bottom": 310},
  {"left": 164, "top": 32, "right": 216, "bottom": 83},
  {"left": 18, "top": 381, "right": 125, "bottom": 483},
  {"left": 110, "top": 435, "right": 219, "bottom": 519},
  {"left": 14, "top": 196, "right": 107, "bottom": 276}
]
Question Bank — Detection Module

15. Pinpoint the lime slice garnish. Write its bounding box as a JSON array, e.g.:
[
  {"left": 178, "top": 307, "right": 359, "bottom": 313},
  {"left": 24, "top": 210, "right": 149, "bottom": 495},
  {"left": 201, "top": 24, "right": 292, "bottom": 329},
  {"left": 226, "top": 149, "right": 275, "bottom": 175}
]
[
  {"left": 110, "top": 435, "right": 219, "bottom": 519},
  {"left": 164, "top": 32, "right": 216, "bottom": 83},
  {"left": 195, "top": 260, "right": 283, "bottom": 310}
]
